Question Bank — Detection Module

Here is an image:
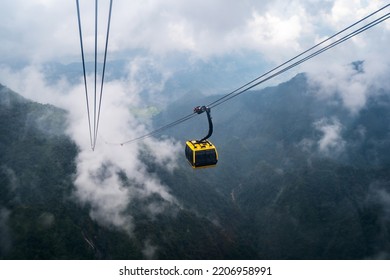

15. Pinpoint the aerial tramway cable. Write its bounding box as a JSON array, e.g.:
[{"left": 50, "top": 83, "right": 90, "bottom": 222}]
[
  {"left": 76, "top": 0, "right": 114, "bottom": 151},
  {"left": 93, "top": 0, "right": 98, "bottom": 151},
  {"left": 76, "top": 0, "right": 93, "bottom": 149},
  {"left": 208, "top": 11, "right": 390, "bottom": 109},
  {"left": 94, "top": 0, "right": 114, "bottom": 149},
  {"left": 117, "top": 4, "right": 389, "bottom": 146},
  {"left": 207, "top": 3, "right": 390, "bottom": 109}
]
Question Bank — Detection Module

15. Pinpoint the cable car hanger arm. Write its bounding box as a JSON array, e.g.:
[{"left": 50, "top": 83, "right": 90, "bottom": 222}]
[{"left": 194, "top": 106, "right": 213, "bottom": 142}]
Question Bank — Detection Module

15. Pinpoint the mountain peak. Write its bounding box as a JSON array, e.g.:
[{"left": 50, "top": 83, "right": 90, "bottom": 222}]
[
  {"left": 0, "top": 84, "right": 69, "bottom": 137},
  {"left": 0, "top": 84, "right": 28, "bottom": 107}
]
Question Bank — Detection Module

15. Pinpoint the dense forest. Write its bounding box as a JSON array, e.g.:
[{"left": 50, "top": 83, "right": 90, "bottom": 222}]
[{"left": 1, "top": 67, "right": 390, "bottom": 259}]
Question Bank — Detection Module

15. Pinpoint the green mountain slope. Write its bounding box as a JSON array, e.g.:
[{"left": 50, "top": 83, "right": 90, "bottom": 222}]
[
  {"left": 0, "top": 84, "right": 245, "bottom": 259},
  {"left": 153, "top": 71, "right": 390, "bottom": 259},
  {"left": 2, "top": 64, "right": 390, "bottom": 259}
]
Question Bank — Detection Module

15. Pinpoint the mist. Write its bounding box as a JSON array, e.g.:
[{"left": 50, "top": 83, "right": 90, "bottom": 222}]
[
  {"left": 314, "top": 117, "right": 345, "bottom": 156},
  {"left": 0, "top": 62, "right": 181, "bottom": 239}
]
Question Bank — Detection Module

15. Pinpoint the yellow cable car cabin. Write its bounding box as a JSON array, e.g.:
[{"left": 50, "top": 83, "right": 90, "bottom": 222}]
[
  {"left": 185, "top": 140, "right": 218, "bottom": 168},
  {"left": 185, "top": 105, "right": 218, "bottom": 169}
]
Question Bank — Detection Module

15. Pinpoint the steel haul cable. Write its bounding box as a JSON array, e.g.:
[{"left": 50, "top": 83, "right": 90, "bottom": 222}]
[
  {"left": 209, "top": 12, "right": 390, "bottom": 109},
  {"left": 93, "top": 0, "right": 98, "bottom": 151},
  {"left": 76, "top": 0, "right": 93, "bottom": 149},
  {"left": 207, "top": 3, "right": 390, "bottom": 109},
  {"left": 76, "top": 0, "right": 114, "bottom": 150},
  {"left": 94, "top": 0, "right": 114, "bottom": 149}
]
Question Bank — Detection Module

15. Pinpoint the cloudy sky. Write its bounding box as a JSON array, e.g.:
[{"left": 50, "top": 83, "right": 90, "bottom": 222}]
[
  {"left": 0, "top": 0, "right": 388, "bottom": 64},
  {"left": 0, "top": 0, "right": 389, "bottom": 256},
  {"left": 1, "top": 1, "right": 389, "bottom": 105}
]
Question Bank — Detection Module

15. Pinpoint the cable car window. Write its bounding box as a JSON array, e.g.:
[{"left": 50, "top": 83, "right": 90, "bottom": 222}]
[
  {"left": 195, "top": 150, "right": 217, "bottom": 167},
  {"left": 185, "top": 145, "right": 193, "bottom": 164}
]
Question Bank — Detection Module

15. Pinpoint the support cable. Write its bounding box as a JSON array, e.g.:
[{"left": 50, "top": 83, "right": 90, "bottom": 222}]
[
  {"left": 92, "top": 0, "right": 99, "bottom": 150},
  {"left": 94, "top": 0, "right": 114, "bottom": 149},
  {"left": 206, "top": 3, "right": 390, "bottom": 109},
  {"left": 119, "top": 113, "right": 197, "bottom": 145},
  {"left": 209, "top": 12, "right": 390, "bottom": 109},
  {"left": 76, "top": 0, "right": 94, "bottom": 149},
  {"left": 76, "top": 0, "right": 114, "bottom": 150}
]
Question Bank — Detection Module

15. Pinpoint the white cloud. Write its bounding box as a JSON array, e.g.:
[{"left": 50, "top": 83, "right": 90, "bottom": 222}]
[
  {"left": 303, "top": 1, "right": 390, "bottom": 111},
  {"left": 1, "top": 0, "right": 388, "bottom": 65},
  {"left": 327, "top": 0, "right": 387, "bottom": 29},
  {"left": 67, "top": 73, "right": 180, "bottom": 234},
  {"left": 142, "top": 239, "right": 157, "bottom": 259},
  {"left": 314, "top": 117, "right": 346, "bottom": 155},
  {"left": 299, "top": 118, "right": 346, "bottom": 156},
  {"left": 245, "top": 11, "right": 304, "bottom": 61},
  {"left": 0, "top": 0, "right": 78, "bottom": 63},
  {"left": 0, "top": 62, "right": 181, "bottom": 235},
  {"left": 307, "top": 58, "right": 390, "bottom": 114},
  {"left": 308, "top": 63, "right": 368, "bottom": 113}
]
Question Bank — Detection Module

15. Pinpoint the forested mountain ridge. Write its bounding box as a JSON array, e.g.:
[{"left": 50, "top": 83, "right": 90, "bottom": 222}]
[
  {"left": 1, "top": 65, "right": 390, "bottom": 260},
  {"left": 154, "top": 72, "right": 390, "bottom": 259},
  {"left": 0, "top": 84, "right": 245, "bottom": 259}
]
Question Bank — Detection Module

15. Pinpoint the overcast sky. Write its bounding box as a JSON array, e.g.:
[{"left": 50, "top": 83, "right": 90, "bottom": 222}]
[{"left": 0, "top": 0, "right": 388, "bottom": 66}]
